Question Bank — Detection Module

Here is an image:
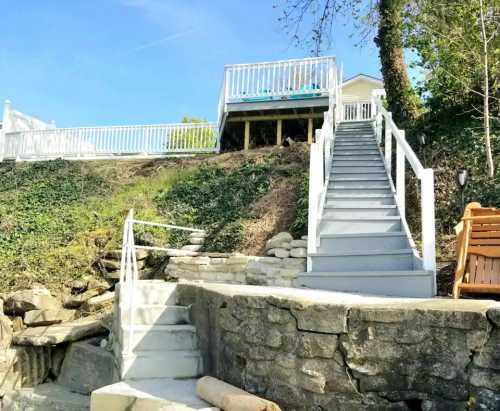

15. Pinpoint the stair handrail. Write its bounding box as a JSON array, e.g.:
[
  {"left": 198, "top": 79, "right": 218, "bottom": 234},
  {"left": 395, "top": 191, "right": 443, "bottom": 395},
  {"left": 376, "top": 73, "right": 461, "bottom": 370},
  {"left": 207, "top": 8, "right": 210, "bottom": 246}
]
[
  {"left": 374, "top": 98, "right": 436, "bottom": 283},
  {"left": 119, "top": 210, "right": 205, "bottom": 356},
  {"left": 306, "top": 67, "right": 339, "bottom": 269}
]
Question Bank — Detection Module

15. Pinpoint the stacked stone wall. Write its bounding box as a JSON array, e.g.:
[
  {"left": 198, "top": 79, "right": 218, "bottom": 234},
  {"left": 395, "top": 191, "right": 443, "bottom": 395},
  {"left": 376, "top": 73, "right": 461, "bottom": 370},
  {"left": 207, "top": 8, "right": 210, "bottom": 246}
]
[{"left": 178, "top": 283, "right": 500, "bottom": 411}]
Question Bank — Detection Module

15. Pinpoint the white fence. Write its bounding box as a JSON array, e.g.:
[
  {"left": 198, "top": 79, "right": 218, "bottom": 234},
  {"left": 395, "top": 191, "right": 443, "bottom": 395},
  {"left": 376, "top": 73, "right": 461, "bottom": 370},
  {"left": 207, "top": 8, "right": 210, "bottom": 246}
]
[
  {"left": 2, "top": 122, "right": 219, "bottom": 161},
  {"left": 223, "top": 56, "right": 336, "bottom": 102}
]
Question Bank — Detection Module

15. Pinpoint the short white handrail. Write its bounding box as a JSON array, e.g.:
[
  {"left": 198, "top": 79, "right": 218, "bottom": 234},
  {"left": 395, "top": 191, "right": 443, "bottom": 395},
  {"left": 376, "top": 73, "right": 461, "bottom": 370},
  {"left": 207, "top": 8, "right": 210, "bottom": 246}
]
[
  {"left": 224, "top": 56, "right": 336, "bottom": 102},
  {"left": 119, "top": 210, "right": 203, "bottom": 356},
  {"left": 374, "top": 98, "right": 436, "bottom": 284},
  {"left": 342, "top": 101, "right": 374, "bottom": 121},
  {"left": 3, "top": 122, "right": 219, "bottom": 161}
]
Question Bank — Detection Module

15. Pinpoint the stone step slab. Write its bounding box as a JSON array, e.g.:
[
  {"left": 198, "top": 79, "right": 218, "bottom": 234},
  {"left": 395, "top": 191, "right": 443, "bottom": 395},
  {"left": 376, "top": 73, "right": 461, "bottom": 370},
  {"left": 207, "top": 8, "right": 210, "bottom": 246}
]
[
  {"left": 121, "top": 305, "right": 190, "bottom": 326},
  {"left": 120, "top": 324, "right": 198, "bottom": 352}
]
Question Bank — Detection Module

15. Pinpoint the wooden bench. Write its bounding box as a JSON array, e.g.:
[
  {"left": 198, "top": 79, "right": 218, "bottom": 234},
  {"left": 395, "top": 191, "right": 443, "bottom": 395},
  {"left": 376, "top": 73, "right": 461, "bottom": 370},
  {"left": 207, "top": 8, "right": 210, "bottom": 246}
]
[{"left": 453, "top": 202, "right": 500, "bottom": 298}]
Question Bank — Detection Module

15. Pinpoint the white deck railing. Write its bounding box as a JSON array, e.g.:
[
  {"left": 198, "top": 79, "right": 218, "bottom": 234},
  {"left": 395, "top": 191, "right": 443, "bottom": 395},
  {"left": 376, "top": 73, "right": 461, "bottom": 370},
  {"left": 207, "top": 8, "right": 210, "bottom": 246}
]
[
  {"left": 342, "top": 101, "right": 374, "bottom": 121},
  {"left": 373, "top": 98, "right": 436, "bottom": 280},
  {"left": 119, "top": 209, "right": 204, "bottom": 358},
  {"left": 2, "top": 122, "right": 219, "bottom": 161},
  {"left": 223, "top": 56, "right": 336, "bottom": 102}
]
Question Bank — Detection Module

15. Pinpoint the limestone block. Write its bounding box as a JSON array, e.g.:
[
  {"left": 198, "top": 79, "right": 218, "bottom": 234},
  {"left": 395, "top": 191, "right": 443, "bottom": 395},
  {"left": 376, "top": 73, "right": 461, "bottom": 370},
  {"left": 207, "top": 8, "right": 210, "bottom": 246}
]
[
  {"left": 182, "top": 244, "right": 203, "bottom": 252},
  {"left": 189, "top": 237, "right": 206, "bottom": 245},
  {"left": 487, "top": 307, "right": 500, "bottom": 327},
  {"left": 166, "top": 249, "right": 199, "bottom": 257},
  {"left": 2, "top": 383, "right": 90, "bottom": 411},
  {"left": 24, "top": 309, "right": 76, "bottom": 327},
  {"left": 267, "top": 306, "right": 294, "bottom": 325},
  {"left": 81, "top": 291, "right": 115, "bottom": 313},
  {"left": 246, "top": 273, "right": 268, "bottom": 286},
  {"left": 296, "top": 333, "right": 338, "bottom": 358},
  {"left": 13, "top": 317, "right": 106, "bottom": 346},
  {"left": 290, "top": 239, "right": 307, "bottom": 248},
  {"left": 226, "top": 255, "right": 251, "bottom": 265},
  {"left": 4, "top": 289, "right": 60, "bottom": 316},
  {"left": 267, "top": 248, "right": 290, "bottom": 259},
  {"left": 58, "top": 338, "right": 118, "bottom": 394},
  {"left": 290, "top": 247, "right": 307, "bottom": 258},
  {"left": 189, "top": 231, "right": 207, "bottom": 239},
  {"left": 265, "top": 232, "right": 293, "bottom": 251},
  {"left": 105, "top": 249, "right": 148, "bottom": 261},
  {"left": 64, "top": 288, "right": 102, "bottom": 308},
  {"left": 0, "top": 349, "right": 19, "bottom": 395},
  {"left": 0, "top": 315, "right": 13, "bottom": 349},
  {"left": 12, "top": 345, "right": 52, "bottom": 387},
  {"left": 291, "top": 303, "right": 348, "bottom": 333}
]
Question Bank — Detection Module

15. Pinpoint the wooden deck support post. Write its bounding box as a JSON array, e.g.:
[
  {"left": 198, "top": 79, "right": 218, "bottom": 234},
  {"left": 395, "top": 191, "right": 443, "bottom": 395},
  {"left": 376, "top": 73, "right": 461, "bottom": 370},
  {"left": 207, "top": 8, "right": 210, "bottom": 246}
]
[
  {"left": 276, "top": 119, "right": 283, "bottom": 146},
  {"left": 307, "top": 118, "right": 314, "bottom": 144},
  {"left": 244, "top": 121, "right": 250, "bottom": 151}
]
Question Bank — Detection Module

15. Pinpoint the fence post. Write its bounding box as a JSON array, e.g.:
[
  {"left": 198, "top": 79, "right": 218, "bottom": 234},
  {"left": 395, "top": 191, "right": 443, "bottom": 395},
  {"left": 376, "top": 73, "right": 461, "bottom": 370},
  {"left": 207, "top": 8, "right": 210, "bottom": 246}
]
[
  {"left": 385, "top": 112, "right": 393, "bottom": 171},
  {"left": 396, "top": 130, "right": 406, "bottom": 219},
  {"left": 1, "top": 100, "right": 13, "bottom": 161},
  {"left": 421, "top": 168, "right": 436, "bottom": 291}
]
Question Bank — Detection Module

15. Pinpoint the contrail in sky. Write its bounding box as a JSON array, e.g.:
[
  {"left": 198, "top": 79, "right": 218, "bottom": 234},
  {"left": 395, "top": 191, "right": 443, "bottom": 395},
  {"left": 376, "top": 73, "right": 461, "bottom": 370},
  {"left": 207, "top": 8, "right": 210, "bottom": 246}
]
[{"left": 119, "top": 28, "right": 198, "bottom": 56}]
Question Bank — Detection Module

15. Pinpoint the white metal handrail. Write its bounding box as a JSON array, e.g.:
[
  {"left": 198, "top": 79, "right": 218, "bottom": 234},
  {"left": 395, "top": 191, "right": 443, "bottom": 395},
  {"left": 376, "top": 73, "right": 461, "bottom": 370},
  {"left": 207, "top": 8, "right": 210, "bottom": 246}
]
[
  {"left": 119, "top": 209, "right": 204, "bottom": 356},
  {"left": 224, "top": 56, "right": 336, "bottom": 102},
  {"left": 373, "top": 98, "right": 436, "bottom": 281},
  {"left": 342, "top": 101, "right": 374, "bottom": 121},
  {"left": 2, "top": 122, "right": 219, "bottom": 161}
]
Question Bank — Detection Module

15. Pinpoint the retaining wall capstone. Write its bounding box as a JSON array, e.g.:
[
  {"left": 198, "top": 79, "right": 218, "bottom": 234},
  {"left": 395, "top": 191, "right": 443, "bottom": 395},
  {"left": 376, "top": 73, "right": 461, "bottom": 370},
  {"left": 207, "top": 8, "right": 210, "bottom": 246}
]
[{"left": 178, "top": 282, "right": 500, "bottom": 411}]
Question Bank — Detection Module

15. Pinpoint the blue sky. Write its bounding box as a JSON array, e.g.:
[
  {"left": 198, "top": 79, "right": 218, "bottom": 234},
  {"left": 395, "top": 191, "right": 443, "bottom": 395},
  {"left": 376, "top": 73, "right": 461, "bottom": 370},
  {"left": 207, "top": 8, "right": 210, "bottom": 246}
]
[{"left": 0, "top": 0, "right": 382, "bottom": 127}]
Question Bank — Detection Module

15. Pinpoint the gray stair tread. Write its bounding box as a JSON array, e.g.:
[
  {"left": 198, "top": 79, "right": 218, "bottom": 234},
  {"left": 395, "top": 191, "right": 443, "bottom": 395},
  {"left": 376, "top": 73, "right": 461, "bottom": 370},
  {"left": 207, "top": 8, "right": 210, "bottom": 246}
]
[
  {"left": 301, "top": 270, "right": 431, "bottom": 277},
  {"left": 324, "top": 205, "right": 397, "bottom": 209},
  {"left": 321, "top": 216, "right": 401, "bottom": 221},
  {"left": 330, "top": 177, "right": 388, "bottom": 181},
  {"left": 310, "top": 249, "right": 414, "bottom": 257},
  {"left": 327, "top": 193, "right": 394, "bottom": 198},
  {"left": 122, "top": 324, "right": 196, "bottom": 331},
  {"left": 320, "top": 231, "right": 407, "bottom": 238}
]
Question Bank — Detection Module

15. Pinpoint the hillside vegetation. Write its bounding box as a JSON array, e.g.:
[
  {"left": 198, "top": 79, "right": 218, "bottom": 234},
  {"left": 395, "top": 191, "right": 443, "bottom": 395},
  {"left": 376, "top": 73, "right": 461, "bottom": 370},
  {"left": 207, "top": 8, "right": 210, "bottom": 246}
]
[{"left": 0, "top": 145, "right": 308, "bottom": 292}]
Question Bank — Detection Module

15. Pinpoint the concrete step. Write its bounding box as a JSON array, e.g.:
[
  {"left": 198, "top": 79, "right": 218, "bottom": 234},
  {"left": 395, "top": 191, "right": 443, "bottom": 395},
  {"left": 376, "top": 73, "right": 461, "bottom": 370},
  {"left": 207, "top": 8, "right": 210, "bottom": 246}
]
[
  {"left": 326, "top": 197, "right": 396, "bottom": 207},
  {"left": 91, "top": 379, "right": 218, "bottom": 411},
  {"left": 331, "top": 166, "right": 386, "bottom": 173},
  {"left": 318, "top": 232, "right": 409, "bottom": 253},
  {"left": 329, "top": 180, "right": 390, "bottom": 189},
  {"left": 330, "top": 172, "right": 388, "bottom": 179},
  {"left": 320, "top": 216, "right": 402, "bottom": 234},
  {"left": 310, "top": 249, "right": 415, "bottom": 272},
  {"left": 322, "top": 205, "right": 398, "bottom": 218},
  {"left": 295, "top": 270, "right": 434, "bottom": 298},
  {"left": 328, "top": 187, "right": 393, "bottom": 195},
  {"left": 332, "top": 155, "right": 381, "bottom": 161},
  {"left": 121, "top": 350, "right": 203, "bottom": 380},
  {"left": 121, "top": 324, "right": 198, "bottom": 352},
  {"left": 331, "top": 160, "right": 385, "bottom": 167},
  {"left": 335, "top": 142, "right": 378, "bottom": 148},
  {"left": 333, "top": 149, "right": 380, "bottom": 155},
  {"left": 131, "top": 281, "right": 178, "bottom": 305},
  {"left": 121, "top": 305, "right": 190, "bottom": 326}
]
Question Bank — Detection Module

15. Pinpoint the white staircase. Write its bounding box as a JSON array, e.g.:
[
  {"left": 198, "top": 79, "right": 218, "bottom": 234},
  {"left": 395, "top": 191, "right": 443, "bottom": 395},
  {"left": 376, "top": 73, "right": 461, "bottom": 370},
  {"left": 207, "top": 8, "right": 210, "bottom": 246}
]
[
  {"left": 300, "top": 100, "right": 436, "bottom": 297},
  {"left": 114, "top": 281, "right": 203, "bottom": 380}
]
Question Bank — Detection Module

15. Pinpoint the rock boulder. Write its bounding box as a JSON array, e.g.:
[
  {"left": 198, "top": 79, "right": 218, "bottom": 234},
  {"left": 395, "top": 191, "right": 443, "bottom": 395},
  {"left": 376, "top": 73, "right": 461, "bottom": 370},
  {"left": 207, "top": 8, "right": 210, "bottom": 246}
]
[{"left": 4, "top": 289, "right": 60, "bottom": 316}]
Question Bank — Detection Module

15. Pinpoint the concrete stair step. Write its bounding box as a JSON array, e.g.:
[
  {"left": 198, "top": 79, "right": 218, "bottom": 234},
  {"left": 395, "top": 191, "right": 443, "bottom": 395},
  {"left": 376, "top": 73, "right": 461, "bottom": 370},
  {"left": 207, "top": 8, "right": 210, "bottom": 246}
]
[
  {"left": 322, "top": 205, "right": 398, "bottom": 218},
  {"left": 335, "top": 141, "right": 378, "bottom": 147},
  {"left": 91, "top": 379, "right": 217, "bottom": 411},
  {"left": 295, "top": 270, "right": 434, "bottom": 298},
  {"left": 121, "top": 324, "right": 198, "bottom": 352},
  {"left": 328, "top": 187, "right": 393, "bottom": 195},
  {"left": 320, "top": 216, "right": 401, "bottom": 234},
  {"left": 121, "top": 305, "right": 190, "bottom": 326},
  {"left": 326, "top": 197, "right": 396, "bottom": 207},
  {"left": 121, "top": 350, "right": 203, "bottom": 380},
  {"left": 318, "top": 232, "right": 409, "bottom": 252},
  {"left": 329, "top": 180, "right": 390, "bottom": 189},
  {"left": 331, "top": 160, "right": 385, "bottom": 167},
  {"left": 330, "top": 172, "right": 388, "bottom": 179},
  {"left": 333, "top": 149, "right": 380, "bottom": 155},
  {"left": 131, "top": 281, "right": 178, "bottom": 305},
  {"left": 310, "top": 249, "right": 415, "bottom": 271},
  {"left": 333, "top": 155, "right": 380, "bottom": 161}
]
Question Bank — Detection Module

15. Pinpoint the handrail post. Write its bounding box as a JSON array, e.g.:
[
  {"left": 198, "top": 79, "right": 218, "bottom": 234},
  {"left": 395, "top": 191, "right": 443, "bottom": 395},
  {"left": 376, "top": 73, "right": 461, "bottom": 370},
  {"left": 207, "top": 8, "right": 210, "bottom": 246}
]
[
  {"left": 396, "top": 130, "right": 406, "bottom": 220},
  {"left": 385, "top": 112, "right": 393, "bottom": 171},
  {"left": 307, "top": 143, "right": 319, "bottom": 270},
  {"left": 421, "top": 168, "right": 436, "bottom": 290}
]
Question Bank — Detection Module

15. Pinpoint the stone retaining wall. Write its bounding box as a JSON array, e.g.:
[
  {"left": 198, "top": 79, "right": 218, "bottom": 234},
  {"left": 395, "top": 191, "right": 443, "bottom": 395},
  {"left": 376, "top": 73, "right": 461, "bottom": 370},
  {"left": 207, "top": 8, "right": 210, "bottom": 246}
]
[
  {"left": 166, "top": 255, "right": 306, "bottom": 287},
  {"left": 178, "top": 282, "right": 500, "bottom": 411}
]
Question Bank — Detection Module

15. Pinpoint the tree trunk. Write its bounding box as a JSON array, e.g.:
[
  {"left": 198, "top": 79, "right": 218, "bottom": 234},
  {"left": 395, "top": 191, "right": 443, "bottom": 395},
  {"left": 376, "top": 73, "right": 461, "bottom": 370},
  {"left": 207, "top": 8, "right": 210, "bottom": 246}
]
[
  {"left": 479, "top": 0, "right": 494, "bottom": 178},
  {"left": 375, "top": 0, "right": 420, "bottom": 124}
]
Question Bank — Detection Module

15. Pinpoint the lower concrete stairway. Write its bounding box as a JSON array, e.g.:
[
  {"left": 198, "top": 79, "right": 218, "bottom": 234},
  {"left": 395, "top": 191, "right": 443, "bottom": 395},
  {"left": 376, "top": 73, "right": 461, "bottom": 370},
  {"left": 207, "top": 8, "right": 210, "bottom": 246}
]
[
  {"left": 91, "top": 281, "right": 215, "bottom": 410},
  {"left": 298, "top": 121, "right": 434, "bottom": 297}
]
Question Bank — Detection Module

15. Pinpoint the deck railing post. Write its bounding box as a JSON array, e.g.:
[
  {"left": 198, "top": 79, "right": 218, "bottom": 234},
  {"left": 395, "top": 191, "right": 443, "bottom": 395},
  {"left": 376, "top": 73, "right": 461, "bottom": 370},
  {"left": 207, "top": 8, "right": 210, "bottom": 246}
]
[
  {"left": 396, "top": 130, "right": 406, "bottom": 220},
  {"left": 421, "top": 168, "right": 436, "bottom": 284}
]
